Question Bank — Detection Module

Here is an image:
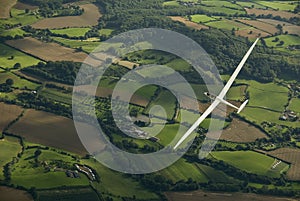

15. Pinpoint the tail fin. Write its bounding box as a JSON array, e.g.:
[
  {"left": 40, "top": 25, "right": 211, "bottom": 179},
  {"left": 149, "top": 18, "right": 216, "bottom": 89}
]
[{"left": 237, "top": 100, "right": 249, "bottom": 114}]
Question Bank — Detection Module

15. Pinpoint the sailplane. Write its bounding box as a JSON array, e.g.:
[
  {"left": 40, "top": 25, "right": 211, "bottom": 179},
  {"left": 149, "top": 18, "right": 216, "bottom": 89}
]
[{"left": 174, "top": 38, "right": 260, "bottom": 149}]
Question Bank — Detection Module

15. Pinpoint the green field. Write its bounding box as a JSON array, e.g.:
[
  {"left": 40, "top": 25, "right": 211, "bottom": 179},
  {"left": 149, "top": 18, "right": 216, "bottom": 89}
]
[
  {"left": 256, "top": 1, "right": 297, "bottom": 11},
  {"left": 236, "top": 1, "right": 266, "bottom": 9},
  {"left": 159, "top": 158, "right": 209, "bottom": 183},
  {"left": 205, "top": 19, "right": 250, "bottom": 30},
  {"left": 11, "top": 148, "right": 90, "bottom": 189},
  {"left": 0, "top": 136, "right": 22, "bottom": 180},
  {"left": 145, "top": 89, "right": 177, "bottom": 120},
  {"left": 190, "top": 14, "right": 215, "bottom": 23},
  {"left": 40, "top": 88, "right": 72, "bottom": 104},
  {"left": 0, "top": 28, "right": 26, "bottom": 37},
  {"left": 50, "top": 28, "right": 90, "bottom": 37},
  {"left": 289, "top": 98, "right": 300, "bottom": 113},
  {"left": 166, "top": 58, "right": 191, "bottom": 71},
  {"left": 163, "top": 1, "right": 180, "bottom": 7},
  {"left": 0, "top": 72, "right": 40, "bottom": 90},
  {"left": 0, "top": 43, "right": 41, "bottom": 69},
  {"left": 0, "top": 8, "right": 41, "bottom": 27},
  {"left": 211, "top": 151, "right": 289, "bottom": 178},
  {"left": 265, "top": 35, "right": 300, "bottom": 48},
  {"left": 226, "top": 85, "right": 247, "bottom": 101},
  {"left": 83, "top": 159, "right": 160, "bottom": 200},
  {"left": 52, "top": 37, "right": 101, "bottom": 53},
  {"left": 200, "top": 1, "right": 245, "bottom": 15},
  {"left": 37, "top": 188, "right": 100, "bottom": 201},
  {"left": 99, "top": 28, "right": 114, "bottom": 36},
  {"left": 196, "top": 163, "right": 236, "bottom": 183}
]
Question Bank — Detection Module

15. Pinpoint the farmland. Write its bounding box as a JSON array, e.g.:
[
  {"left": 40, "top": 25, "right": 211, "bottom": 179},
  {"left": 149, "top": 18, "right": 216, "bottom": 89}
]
[
  {"left": 0, "top": 43, "right": 41, "bottom": 69},
  {"left": 6, "top": 37, "right": 88, "bottom": 62},
  {"left": 211, "top": 151, "right": 289, "bottom": 178},
  {"left": 237, "top": 19, "right": 279, "bottom": 35},
  {"left": 0, "top": 136, "right": 22, "bottom": 180},
  {"left": 7, "top": 109, "right": 88, "bottom": 156},
  {"left": 165, "top": 191, "right": 298, "bottom": 201},
  {"left": 264, "top": 35, "right": 300, "bottom": 48},
  {"left": 31, "top": 4, "right": 101, "bottom": 29},
  {"left": 169, "top": 16, "right": 209, "bottom": 30},
  {"left": 267, "top": 148, "right": 300, "bottom": 180},
  {"left": 0, "top": 102, "right": 23, "bottom": 132},
  {"left": 205, "top": 19, "right": 250, "bottom": 31},
  {"left": 190, "top": 14, "right": 215, "bottom": 23},
  {"left": 245, "top": 8, "right": 299, "bottom": 19},
  {"left": 10, "top": 148, "right": 90, "bottom": 189},
  {"left": 256, "top": 1, "right": 297, "bottom": 11},
  {"left": 218, "top": 118, "right": 268, "bottom": 142},
  {"left": 50, "top": 28, "right": 91, "bottom": 37},
  {"left": 0, "top": 186, "right": 33, "bottom": 201},
  {"left": 289, "top": 98, "right": 300, "bottom": 113},
  {"left": 0, "top": 0, "right": 17, "bottom": 19},
  {"left": 0, "top": 72, "right": 40, "bottom": 90}
]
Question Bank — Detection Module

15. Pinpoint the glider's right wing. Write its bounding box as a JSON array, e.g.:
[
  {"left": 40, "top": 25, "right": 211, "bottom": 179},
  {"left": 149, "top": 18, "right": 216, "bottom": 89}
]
[{"left": 173, "top": 99, "right": 221, "bottom": 149}]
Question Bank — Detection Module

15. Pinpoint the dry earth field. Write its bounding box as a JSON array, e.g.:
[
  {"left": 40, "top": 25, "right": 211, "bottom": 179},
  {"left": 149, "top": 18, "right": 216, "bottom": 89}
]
[
  {"left": 0, "top": 102, "right": 23, "bottom": 132},
  {"left": 0, "top": 186, "right": 33, "bottom": 201},
  {"left": 237, "top": 19, "right": 279, "bottom": 35},
  {"left": 258, "top": 19, "right": 300, "bottom": 36},
  {"left": 169, "top": 16, "right": 209, "bottom": 30},
  {"left": 235, "top": 28, "right": 270, "bottom": 39},
  {"left": 6, "top": 37, "right": 89, "bottom": 62},
  {"left": 0, "top": 0, "right": 17, "bottom": 19},
  {"left": 267, "top": 148, "right": 300, "bottom": 181},
  {"left": 8, "top": 109, "right": 88, "bottom": 155},
  {"left": 218, "top": 118, "right": 268, "bottom": 142},
  {"left": 245, "top": 8, "right": 299, "bottom": 19},
  {"left": 31, "top": 4, "right": 101, "bottom": 29},
  {"left": 165, "top": 191, "right": 299, "bottom": 201}
]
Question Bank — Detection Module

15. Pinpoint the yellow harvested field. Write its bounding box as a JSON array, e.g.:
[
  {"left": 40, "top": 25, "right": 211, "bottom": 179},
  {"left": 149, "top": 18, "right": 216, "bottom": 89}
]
[
  {"left": 0, "top": 0, "right": 17, "bottom": 19},
  {"left": 245, "top": 8, "right": 299, "bottom": 19},
  {"left": 6, "top": 37, "right": 89, "bottom": 63},
  {"left": 235, "top": 28, "right": 270, "bottom": 39},
  {"left": 169, "top": 16, "right": 209, "bottom": 30},
  {"left": 237, "top": 19, "right": 279, "bottom": 35},
  {"left": 0, "top": 186, "right": 33, "bottom": 201},
  {"left": 31, "top": 4, "right": 101, "bottom": 29}
]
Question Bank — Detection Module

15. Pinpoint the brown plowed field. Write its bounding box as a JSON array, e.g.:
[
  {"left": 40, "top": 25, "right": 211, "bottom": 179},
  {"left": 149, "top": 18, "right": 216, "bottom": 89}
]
[
  {"left": 31, "top": 4, "right": 101, "bottom": 29},
  {"left": 267, "top": 148, "right": 300, "bottom": 181},
  {"left": 0, "top": 102, "right": 23, "bottom": 132},
  {"left": 6, "top": 37, "right": 89, "bottom": 62},
  {"left": 8, "top": 109, "right": 88, "bottom": 155}
]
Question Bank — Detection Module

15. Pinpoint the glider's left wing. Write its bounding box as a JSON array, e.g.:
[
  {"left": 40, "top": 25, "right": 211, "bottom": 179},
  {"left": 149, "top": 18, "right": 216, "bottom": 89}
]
[{"left": 173, "top": 99, "right": 221, "bottom": 149}]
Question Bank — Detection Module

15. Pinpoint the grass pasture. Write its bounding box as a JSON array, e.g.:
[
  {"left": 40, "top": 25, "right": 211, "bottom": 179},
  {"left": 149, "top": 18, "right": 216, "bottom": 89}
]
[
  {"left": 0, "top": 102, "right": 23, "bottom": 132},
  {"left": 0, "top": 8, "right": 41, "bottom": 26},
  {"left": 0, "top": 72, "right": 40, "bottom": 90},
  {"left": 99, "top": 28, "right": 114, "bottom": 36},
  {"left": 159, "top": 158, "right": 209, "bottom": 183},
  {"left": 264, "top": 35, "right": 300, "bottom": 48},
  {"left": 0, "top": 0, "right": 17, "bottom": 19},
  {"left": 211, "top": 151, "right": 289, "bottom": 178},
  {"left": 0, "top": 28, "right": 26, "bottom": 37},
  {"left": 0, "top": 186, "right": 33, "bottom": 201},
  {"left": 0, "top": 136, "right": 22, "bottom": 180},
  {"left": 190, "top": 14, "right": 215, "bottom": 23},
  {"left": 50, "top": 27, "right": 90, "bottom": 37},
  {"left": 256, "top": 1, "right": 297, "bottom": 11},
  {"left": 83, "top": 159, "right": 160, "bottom": 200},
  {"left": 10, "top": 148, "right": 90, "bottom": 189},
  {"left": 8, "top": 109, "right": 88, "bottom": 155},
  {"left": 289, "top": 98, "right": 300, "bottom": 113},
  {"left": 163, "top": 1, "right": 180, "bottom": 7},
  {"left": 40, "top": 88, "right": 72, "bottom": 105},
  {"left": 31, "top": 4, "right": 101, "bottom": 29},
  {"left": 226, "top": 85, "right": 247, "bottom": 101},
  {"left": 236, "top": 1, "right": 266, "bottom": 9},
  {"left": 6, "top": 37, "right": 89, "bottom": 62},
  {"left": 52, "top": 37, "right": 101, "bottom": 53},
  {"left": 267, "top": 148, "right": 300, "bottom": 181},
  {"left": 0, "top": 43, "right": 41, "bottom": 69},
  {"left": 205, "top": 19, "right": 249, "bottom": 31}
]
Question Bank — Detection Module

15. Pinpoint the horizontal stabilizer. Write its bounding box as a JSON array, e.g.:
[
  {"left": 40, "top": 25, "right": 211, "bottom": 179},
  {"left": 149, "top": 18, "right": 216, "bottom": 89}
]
[{"left": 237, "top": 100, "right": 249, "bottom": 114}]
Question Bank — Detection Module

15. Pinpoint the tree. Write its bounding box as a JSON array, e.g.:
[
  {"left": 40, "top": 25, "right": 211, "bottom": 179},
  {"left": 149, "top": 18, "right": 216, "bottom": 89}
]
[
  {"left": 13, "top": 62, "right": 21, "bottom": 69},
  {"left": 25, "top": 8, "right": 30, "bottom": 14},
  {"left": 34, "top": 149, "right": 42, "bottom": 158},
  {"left": 5, "top": 78, "right": 14, "bottom": 86}
]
